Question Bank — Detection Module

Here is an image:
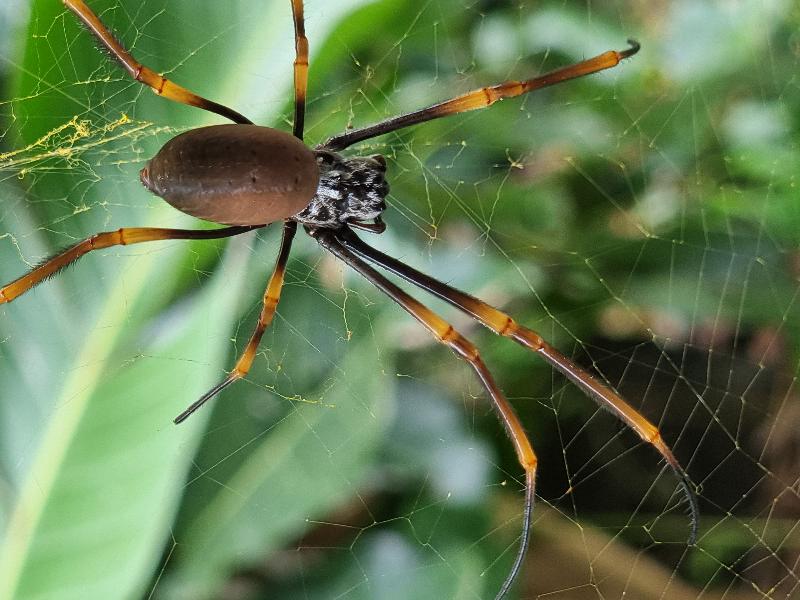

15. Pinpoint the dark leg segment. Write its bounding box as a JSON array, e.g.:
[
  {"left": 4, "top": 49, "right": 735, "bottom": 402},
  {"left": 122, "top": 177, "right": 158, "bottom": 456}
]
[
  {"left": 174, "top": 221, "right": 298, "bottom": 423},
  {"left": 321, "top": 40, "right": 639, "bottom": 151},
  {"left": 64, "top": 0, "right": 252, "bottom": 124},
  {"left": 347, "top": 216, "right": 386, "bottom": 234},
  {"left": 290, "top": 0, "right": 309, "bottom": 139},
  {"left": 335, "top": 227, "right": 699, "bottom": 543},
  {"left": 0, "top": 225, "right": 257, "bottom": 304},
  {"left": 314, "top": 229, "right": 535, "bottom": 600}
]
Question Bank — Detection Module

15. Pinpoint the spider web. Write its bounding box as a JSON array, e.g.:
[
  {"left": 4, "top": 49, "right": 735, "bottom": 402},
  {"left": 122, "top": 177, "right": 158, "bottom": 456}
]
[{"left": 0, "top": 1, "right": 798, "bottom": 599}]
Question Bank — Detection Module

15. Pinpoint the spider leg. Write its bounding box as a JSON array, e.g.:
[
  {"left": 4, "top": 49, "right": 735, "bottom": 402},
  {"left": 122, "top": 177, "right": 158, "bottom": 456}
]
[
  {"left": 63, "top": 0, "right": 252, "bottom": 124},
  {"left": 0, "top": 225, "right": 256, "bottom": 304},
  {"left": 314, "top": 229, "right": 535, "bottom": 600},
  {"left": 347, "top": 216, "right": 387, "bottom": 234},
  {"left": 290, "top": 0, "right": 309, "bottom": 139},
  {"left": 174, "top": 221, "right": 297, "bottom": 423},
  {"left": 334, "top": 227, "right": 699, "bottom": 543},
  {"left": 321, "top": 40, "right": 639, "bottom": 151}
]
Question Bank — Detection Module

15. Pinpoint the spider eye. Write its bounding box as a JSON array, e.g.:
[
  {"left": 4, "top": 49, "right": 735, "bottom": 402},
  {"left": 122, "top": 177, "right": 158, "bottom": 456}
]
[{"left": 315, "top": 151, "right": 336, "bottom": 167}]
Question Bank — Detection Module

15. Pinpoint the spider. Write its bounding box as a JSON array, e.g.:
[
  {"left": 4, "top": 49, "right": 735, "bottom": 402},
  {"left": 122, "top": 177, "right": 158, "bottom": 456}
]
[{"left": 1, "top": 1, "right": 698, "bottom": 597}]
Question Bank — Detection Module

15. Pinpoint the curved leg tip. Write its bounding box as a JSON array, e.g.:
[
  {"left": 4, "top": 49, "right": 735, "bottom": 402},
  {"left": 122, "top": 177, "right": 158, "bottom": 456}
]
[
  {"left": 622, "top": 39, "right": 641, "bottom": 59},
  {"left": 674, "top": 469, "right": 700, "bottom": 546},
  {"left": 173, "top": 375, "right": 238, "bottom": 424},
  {"left": 494, "top": 470, "right": 536, "bottom": 600}
]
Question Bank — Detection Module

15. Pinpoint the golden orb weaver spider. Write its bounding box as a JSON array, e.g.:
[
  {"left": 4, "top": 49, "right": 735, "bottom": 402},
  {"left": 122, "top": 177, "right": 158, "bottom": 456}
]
[{"left": 0, "top": 1, "right": 698, "bottom": 597}]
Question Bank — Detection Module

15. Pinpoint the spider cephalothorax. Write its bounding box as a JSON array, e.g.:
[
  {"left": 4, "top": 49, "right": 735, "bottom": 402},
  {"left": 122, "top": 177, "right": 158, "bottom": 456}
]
[{"left": 295, "top": 151, "right": 389, "bottom": 228}]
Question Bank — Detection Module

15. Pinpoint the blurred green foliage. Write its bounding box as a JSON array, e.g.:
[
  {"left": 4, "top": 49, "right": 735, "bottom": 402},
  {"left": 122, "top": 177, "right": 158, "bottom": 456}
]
[{"left": 1, "top": 1, "right": 798, "bottom": 599}]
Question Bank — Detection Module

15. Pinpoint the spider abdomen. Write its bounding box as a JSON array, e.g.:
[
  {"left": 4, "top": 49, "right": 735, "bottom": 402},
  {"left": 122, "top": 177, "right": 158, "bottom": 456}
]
[{"left": 140, "top": 124, "right": 320, "bottom": 226}]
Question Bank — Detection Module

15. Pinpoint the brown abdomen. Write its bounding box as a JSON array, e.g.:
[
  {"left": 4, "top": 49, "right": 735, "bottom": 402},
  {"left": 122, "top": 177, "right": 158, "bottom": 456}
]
[{"left": 140, "top": 124, "right": 319, "bottom": 226}]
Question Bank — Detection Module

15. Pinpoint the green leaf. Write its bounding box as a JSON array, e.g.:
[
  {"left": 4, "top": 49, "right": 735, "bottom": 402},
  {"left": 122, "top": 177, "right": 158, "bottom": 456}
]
[
  {"left": 0, "top": 236, "right": 252, "bottom": 600},
  {"left": 165, "top": 337, "right": 394, "bottom": 599}
]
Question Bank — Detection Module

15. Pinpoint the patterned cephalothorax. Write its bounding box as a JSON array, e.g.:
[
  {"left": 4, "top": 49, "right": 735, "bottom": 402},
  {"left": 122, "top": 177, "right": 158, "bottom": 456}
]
[{"left": 296, "top": 151, "right": 389, "bottom": 228}]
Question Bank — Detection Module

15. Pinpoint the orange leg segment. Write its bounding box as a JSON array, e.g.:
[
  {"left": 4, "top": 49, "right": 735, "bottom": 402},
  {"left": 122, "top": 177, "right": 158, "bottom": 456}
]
[
  {"left": 0, "top": 225, "right": 256, "bottom": 304},
  {"left": 290, "top": 0, "right": 309, "bottom": 139},
  {"left": 322, "top": 40, "right": 640, "bottom": 151},
  {"left": 174, "top": 221, "right": 298, "bottom": 424},
  {"left": 63, "top": 0, "right": 252, "bottom": 124}
]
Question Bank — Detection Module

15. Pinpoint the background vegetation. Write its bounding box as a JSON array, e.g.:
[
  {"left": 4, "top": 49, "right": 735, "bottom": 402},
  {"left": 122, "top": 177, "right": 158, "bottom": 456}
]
[{"left": 1, "top": 1, "right": 798, "bottom": 599}]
